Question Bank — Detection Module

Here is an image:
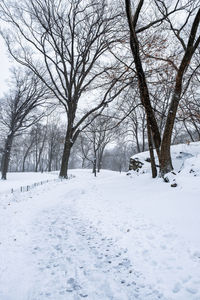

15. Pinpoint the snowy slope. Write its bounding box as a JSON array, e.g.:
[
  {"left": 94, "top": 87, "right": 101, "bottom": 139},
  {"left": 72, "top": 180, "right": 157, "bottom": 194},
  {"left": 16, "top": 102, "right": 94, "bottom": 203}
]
[
  {"left": 0, "top": 143, "right": 200, "bottom": 300},
  {"left": 130, "top": 141, "right": 200, "bottom": 174}
]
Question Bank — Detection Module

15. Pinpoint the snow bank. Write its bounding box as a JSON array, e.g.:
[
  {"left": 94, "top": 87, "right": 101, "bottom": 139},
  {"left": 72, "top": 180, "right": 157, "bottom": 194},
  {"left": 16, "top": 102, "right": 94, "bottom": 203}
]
[{"left": 129, "top": 141, "right": 200, "bottom": 177}]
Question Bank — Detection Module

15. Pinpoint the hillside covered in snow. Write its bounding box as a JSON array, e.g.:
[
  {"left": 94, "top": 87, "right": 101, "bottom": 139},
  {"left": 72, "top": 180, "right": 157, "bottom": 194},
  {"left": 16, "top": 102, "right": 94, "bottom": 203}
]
[
  {"left": 129, "top": 141, "right": 200, "bottom": 181},
  {"left": 0, "top": 142, "right": 200, "bottom": 300}
]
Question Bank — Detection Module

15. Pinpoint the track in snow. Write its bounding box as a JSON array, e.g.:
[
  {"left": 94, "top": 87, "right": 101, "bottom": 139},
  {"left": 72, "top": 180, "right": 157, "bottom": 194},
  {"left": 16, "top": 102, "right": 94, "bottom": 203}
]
[{"left": 25, "top": 200, "right": 165, "bottom": 300}]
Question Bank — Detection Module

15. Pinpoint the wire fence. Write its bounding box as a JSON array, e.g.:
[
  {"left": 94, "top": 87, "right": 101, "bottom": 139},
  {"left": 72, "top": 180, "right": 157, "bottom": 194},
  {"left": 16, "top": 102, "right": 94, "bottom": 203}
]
[{"left": 10, "top": 177, "right": 64, "bottom": 194}]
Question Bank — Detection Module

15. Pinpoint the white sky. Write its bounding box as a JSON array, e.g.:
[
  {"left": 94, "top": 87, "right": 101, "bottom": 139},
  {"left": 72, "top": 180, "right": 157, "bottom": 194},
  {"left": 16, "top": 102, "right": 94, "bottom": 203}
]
[{"left": 0, "top": 36, "right": 12, "bottom": 98}]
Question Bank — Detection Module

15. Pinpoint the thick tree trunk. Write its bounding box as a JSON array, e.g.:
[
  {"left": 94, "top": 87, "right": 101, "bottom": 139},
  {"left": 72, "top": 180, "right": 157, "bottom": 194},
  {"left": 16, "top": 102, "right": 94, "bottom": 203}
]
[
  {"left": 160, "top": 91, "right": 180, "bottom": 176},
  {"left": 59, "top": 130, "right": 73, "bottom": 178},
  {"left": 1, "top": 134, "right": 14, "bottom": 180},
  {"left": 160, "top": 142, "right": 173, "bottom": 177},
  {"left": 160, "top": 77, "right": 184, "bottom": 176}
]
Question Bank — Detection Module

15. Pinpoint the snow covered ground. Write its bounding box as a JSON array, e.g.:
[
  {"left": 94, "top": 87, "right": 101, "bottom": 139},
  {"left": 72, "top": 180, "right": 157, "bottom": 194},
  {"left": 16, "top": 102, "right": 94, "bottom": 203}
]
[
  {"left": 0, "top": 142, "right": 200, "bottom": 300},
  {"left": 0, "top": 172, "right": 59, "bottom": 195}
]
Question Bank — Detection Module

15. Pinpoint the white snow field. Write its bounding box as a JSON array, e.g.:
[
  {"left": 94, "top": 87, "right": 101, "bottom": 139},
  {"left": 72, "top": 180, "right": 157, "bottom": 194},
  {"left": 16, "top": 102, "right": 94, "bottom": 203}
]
[{"left": 0, "top": 142, "right": 200, "bottom": 300}]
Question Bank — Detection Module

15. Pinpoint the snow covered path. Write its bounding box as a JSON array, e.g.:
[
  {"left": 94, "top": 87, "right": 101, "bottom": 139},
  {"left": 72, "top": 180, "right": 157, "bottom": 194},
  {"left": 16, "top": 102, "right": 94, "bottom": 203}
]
[{"left": 0, "top": 169, "right": 200, "bottom": 299}]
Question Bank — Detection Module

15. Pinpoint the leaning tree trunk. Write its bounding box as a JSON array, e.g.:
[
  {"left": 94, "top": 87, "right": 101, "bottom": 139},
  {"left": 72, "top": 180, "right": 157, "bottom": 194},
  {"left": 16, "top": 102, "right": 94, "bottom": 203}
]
[
  {"left": 1, "top": 133, "right": 14, "bottom": 180},
  {"left": 125, "top": 0, "right": 161, "bottom": 163}
]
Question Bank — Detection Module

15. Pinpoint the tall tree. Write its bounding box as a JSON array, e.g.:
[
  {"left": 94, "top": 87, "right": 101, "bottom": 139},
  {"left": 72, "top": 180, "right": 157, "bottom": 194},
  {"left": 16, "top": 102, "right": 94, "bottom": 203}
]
[
  {"left": 0, "top": 69, "right": 49, "bottom": 179},
  {"left": 0, "top": 0, "right": 128, "bottom": 178},
  {"left": 125, "top": 0, "right": 200, "bottom": 177},
  {"left": 82, "top": 114, "right": 116, "bottom": 175}
]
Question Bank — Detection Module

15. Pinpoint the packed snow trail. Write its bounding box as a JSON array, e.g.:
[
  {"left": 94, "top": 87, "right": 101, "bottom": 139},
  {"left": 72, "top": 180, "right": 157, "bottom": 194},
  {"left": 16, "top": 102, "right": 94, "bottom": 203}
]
[
  {"left": 27, "top": 203, "right": 162, "bottom": 300},
  {"left": 0, "top": 172, "right": 164, "bottom": 300},
  {"left": 0, "top": 168, "right": 200, "bottom": 299}
]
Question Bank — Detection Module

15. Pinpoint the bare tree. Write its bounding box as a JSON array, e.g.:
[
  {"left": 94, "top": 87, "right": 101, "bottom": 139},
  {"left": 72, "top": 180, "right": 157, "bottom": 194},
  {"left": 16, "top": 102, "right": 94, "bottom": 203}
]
[
  {"left": 0, "top": 0, "right": 129, "bottom": 178},
  {"left": 76, "top": 113, "right": 117, "bottom": 175},
  {"left": 76, "top": 134, "right": 93, "bottom": 169},
  {"left": 0, "top": 68, "right": 49, "bottom": 179},
  {"left": 19, "top": 120, "right": 65, "bottom": 173},
  {"left": 125, "top": 0, "right": 200, "bottom": 177}
]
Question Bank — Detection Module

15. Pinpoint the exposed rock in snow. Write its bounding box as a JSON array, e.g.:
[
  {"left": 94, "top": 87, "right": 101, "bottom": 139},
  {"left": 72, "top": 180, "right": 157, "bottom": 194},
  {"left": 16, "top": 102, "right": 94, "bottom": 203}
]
[
  {"left": 128, "top": 157, "right": 144, "bottom": 172},
  {"left": 129, "top": 142, "right": 200, "bottom": 181}
]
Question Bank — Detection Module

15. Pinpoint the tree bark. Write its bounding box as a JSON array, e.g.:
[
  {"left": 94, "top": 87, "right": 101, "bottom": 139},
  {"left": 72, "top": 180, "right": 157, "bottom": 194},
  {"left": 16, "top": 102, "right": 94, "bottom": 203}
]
[
  {"left": 160, "top": 89, "right": 181, "bottom": 176},
  {"left": 97, "top": 145, "right": 106, "bottom": 173},
  {"left": 48, "top": 146, "right": 53, "bottom": 172},
  {"left": 1, "top": 134, "right": 14, "bottom": 180},
  {"left": 147, "top": 119, "right": 157, "bottom": 178},
  {"left": 59, "top": 130, "right": 73, "bottom": 178},
  {"left": 93, "top": 157, "right": 97, "bottom": 177}
]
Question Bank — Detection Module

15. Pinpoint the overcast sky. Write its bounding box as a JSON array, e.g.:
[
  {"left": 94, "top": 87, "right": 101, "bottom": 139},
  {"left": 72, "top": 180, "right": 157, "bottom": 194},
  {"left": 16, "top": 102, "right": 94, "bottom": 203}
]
[{"left": 0, "top": 36, "right": 12, "bottom": 98}]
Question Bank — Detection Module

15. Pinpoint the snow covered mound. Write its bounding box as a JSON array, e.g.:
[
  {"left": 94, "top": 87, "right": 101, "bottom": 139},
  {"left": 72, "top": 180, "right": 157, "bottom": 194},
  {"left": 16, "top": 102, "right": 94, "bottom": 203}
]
[
  {"left": 181, "top": 153, "right": 200, "bottom": 177},
  {"left": 129, "top": 141, "right": 200, "bottom": 178}
]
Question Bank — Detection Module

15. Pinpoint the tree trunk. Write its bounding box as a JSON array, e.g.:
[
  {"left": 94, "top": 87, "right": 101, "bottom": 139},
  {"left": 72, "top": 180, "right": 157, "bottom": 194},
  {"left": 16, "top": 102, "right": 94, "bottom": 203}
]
[
  {"left": 160, "top": 77, "right": 184, "bottom": 176},
  {"left": 81, "top": 158, "right": 86, "bottom": 169},
  {"left": 22, "top": 141, "right": 34, "bottom": 172},
  {"left": 1, "top": 134, "right": 14, "bottom": 180},
  {"left": 22, "top": 154, "right": 27, "bottom": 172},
  {"left": 93, "top": 157, "right": 97, "bottom": 177},
  {"left": 59, "top": 131, "right": 73, "bottom": 178},
  {"left": 48, "top": 147, "right": 53, "bottom": 172},
  {"left": 147, "top": 119, "right": 157, "bottom": 178},
  {"left": 97, "top": 146, "right": 105, "bottom": 173},
  {"left": 48, "top": 157, "right": 52, "bottom": 172},
  {"left": 160, "top": 83, "right": 182, "bottom": 176},
  {"left": 125, "top": 0, "right": 161, "bottom": 160}
]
